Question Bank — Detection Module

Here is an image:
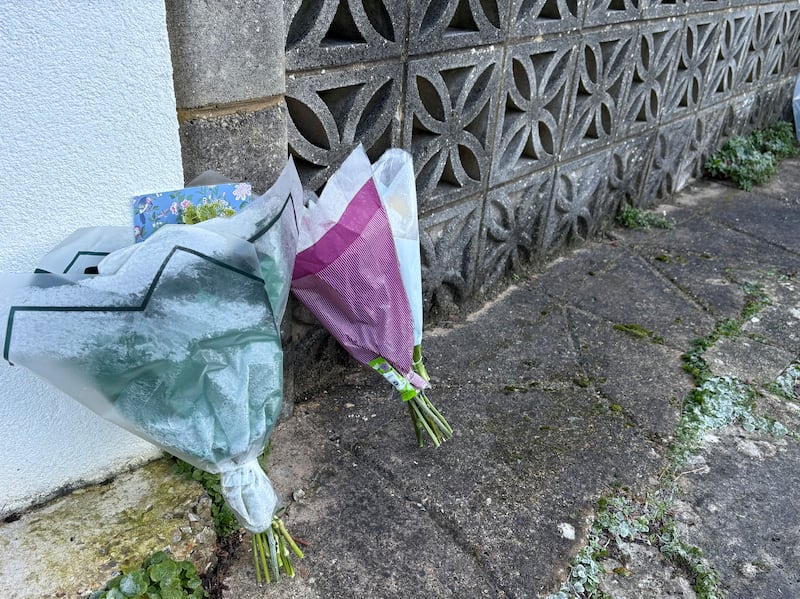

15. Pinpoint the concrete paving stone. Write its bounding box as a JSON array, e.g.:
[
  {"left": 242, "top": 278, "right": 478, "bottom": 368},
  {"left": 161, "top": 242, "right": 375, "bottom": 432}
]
[
  {"left": 567, "top": 306, "right": 690, "bottom": 439},
  {"left": 281, "top": 282, "right": 670, "bottom": 594},
  {"left": 655, "top": 178, "right": 735, "bottom": 221},
  {"left": 623, "top": 204, "right": 800, "bottom": 276},
  {"left": 757, "top": 389, "right": 800, "bottom": 434},
  {"left": 278, "top": 281, "right": 672, "bottom": 596},
  {"left": 739, "top": 274, "right": 800, "bottom": 355},
  {"left": 598, "top": 542, "right": 695, "bottom": 598},
  {"left": 557, "top": 248, "right": 717, "bottom": 350},
  {"left": 224, "top": 417, "right": 501, "bottom": 598},
  {"left": 619, "top": 217, "right": 800, "bottom": 320},
  {"left": 638, "top": 248, "right": 745, "bottom": 320},
  {"left": 292, "top": 286, "right": 582, "bottom": 451},
  {"left": 704, "top": 336, "right": 796, "bottom": 388},
  {"left": 535, "top": 242, "right": 624, "bottom": 304},
  {"left": 166, "top": 0, "right": 285, "bottom": 108},
  {"left": 423, "top": 284, "right": 582, "bottom": 388},
  {"left": 706, "top": 188, "right": 800, "bottom": 256},
  {"left": 348, "top": 386, "right": 666, "bottom": 598},
  {"left": 677, "top": 426, "right": 800, "bottom": 599}
]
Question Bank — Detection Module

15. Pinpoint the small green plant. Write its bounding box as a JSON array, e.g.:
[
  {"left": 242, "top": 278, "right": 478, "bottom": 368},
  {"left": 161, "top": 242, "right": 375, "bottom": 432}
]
[
  {"left": 88, "top": 551, "right": 206, "bottom": 599},
  {"left": 704, "top": 136, "right": 776, "bottom": 191},
  {"left": 170, "top": 459, "right": 239, "bottom": 538},
  {"left": 671, "top": 375, "right": 788, "bottom": 466},
  {"left": 673, "top": 281, "right": 787, "bottom": 465},
  {"left": 617, "top": 205, "right": 675, "bottom": 230},
  {"left": 170, "top": 442, "right": 272, "bottom": 538},
  {"left": 546, "top": 489, "right": 724, "bottom": 599},
  {"left": 704, "top": 121, "right": 799, "bottom": 191},
  {"left": 750, "top": 121, "right": 800, "bottom": 161},
  {"left": 547, "top": 537, "right": 609, "bottom": 598},
  {"left": 171, "top": 445, "right": 304, "bottom": 582},
  {"left": 766, "top": 362, "right": 800, "bottom": 401}
]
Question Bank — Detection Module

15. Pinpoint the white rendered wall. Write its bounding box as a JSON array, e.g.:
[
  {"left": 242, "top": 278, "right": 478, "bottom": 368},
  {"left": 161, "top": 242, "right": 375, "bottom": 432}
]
[{"left": 0, "top": 2, "right": 184, "bottom": 515}]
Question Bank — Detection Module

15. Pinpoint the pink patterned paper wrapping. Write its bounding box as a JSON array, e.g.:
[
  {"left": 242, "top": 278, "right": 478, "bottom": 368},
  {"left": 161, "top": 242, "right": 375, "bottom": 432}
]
[{"left": 292, "top": 177, "right": 428, "bottom": 391}]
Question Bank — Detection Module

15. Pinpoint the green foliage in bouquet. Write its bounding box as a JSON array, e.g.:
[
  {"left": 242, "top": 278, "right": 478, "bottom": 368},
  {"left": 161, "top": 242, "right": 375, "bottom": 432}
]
[
  {"left": 88, "top": 551, "right": 205, "bottom": 599},
  {"left": 704, "top": 121, "right": 799, "bottom": 191},
  {"left": 181, "top": 201, "right": 236, "bottom": 225}
]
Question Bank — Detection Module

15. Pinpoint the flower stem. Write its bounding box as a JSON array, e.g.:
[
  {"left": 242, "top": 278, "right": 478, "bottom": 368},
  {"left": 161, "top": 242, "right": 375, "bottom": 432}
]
[
  {"left": 252, "top": 531, "right": 271, "bottom": 583},
  {"left": 412, "top": 344, "right": 430, "bottom": 382},
  {"left": 251, "top": 516, "right": 304, "bottom": 584},
  {"left": 407, "top": 401, "right": 424, "bottom": 447},
  {"left": 407, "top": 391, "right": 452, "bottom": 448},
  {"left": 276, "top": 515, "right": 305, "bottom": 559},
  {"left": 409, "top": 398, "right": 440, "bottom": 448}
]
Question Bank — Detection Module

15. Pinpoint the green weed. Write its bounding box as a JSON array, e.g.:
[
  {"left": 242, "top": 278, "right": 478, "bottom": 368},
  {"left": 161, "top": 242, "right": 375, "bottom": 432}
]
[
  {"left": 704, "top": 121, "right": 799, "bottom": 191},
  {"left": 88, "top": 551, "right": 206, "bottom": 599},
  {"left": 617, "top": 205, "right": 675, "bottom": 230}
]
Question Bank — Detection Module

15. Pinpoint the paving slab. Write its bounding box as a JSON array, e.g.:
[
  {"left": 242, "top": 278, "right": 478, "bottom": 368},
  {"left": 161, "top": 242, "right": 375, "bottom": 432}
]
[
  {"left": 677, "top": 425, "right": 800, "bottom": 599},
  {"left": 707, "top": 192, "right": 800, "bottom": 256},
  {"left": 621, "top": 212, "right": 800, "bottom": 319},
  {"left": 554, "top": 247, "right": 716, "bottom": 350}
]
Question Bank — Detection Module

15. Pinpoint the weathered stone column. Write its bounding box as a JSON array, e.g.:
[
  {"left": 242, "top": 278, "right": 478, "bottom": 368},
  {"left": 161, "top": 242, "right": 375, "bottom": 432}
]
[{"left": 165, "top": 0, "right": 289, "bottom": 193}]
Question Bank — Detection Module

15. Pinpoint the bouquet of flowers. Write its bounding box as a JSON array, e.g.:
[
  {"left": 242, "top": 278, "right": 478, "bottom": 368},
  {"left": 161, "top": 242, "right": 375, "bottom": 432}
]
[
  {"left": 1, "top": 159, "right": 304, "bottom": 582},
  {"left": 292, "top": 146, "right": 451, "bottom": 447}
]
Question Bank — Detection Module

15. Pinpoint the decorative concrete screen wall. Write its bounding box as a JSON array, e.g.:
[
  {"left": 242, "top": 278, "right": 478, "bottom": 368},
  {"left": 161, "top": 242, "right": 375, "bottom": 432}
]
[{"left": 168, "top": 0, "right": 800, "bottom": 316}]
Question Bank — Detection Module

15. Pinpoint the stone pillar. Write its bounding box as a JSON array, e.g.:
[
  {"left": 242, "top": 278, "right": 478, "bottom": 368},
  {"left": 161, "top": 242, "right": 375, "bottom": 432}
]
[{"left": 165, "top": 0, "right": 289, "bottom": 193}]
